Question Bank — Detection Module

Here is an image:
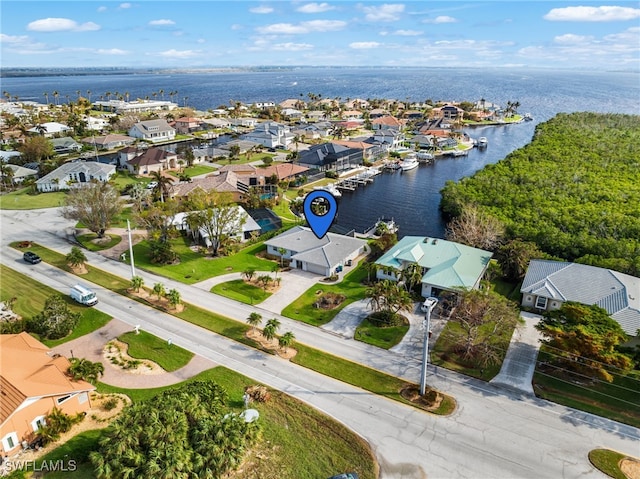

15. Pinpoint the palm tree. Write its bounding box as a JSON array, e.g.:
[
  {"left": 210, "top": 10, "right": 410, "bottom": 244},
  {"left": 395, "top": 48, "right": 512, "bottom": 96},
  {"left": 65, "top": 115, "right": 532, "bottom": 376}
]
[
  {"left": 246, "top": 312, "right": 262, "bottom": 332},
  {"left": 43, "top": 92, "right": 49, "bottom": 105},
  {"left": 86, "top": 90, "right": 92, "bottom": 102},
  {"left": 68, "top": 358, "right": 104, "bottom": 384},
  {"left": 153, "top": 282, "right": 166, "bottom": 300},
  {"left": 0, "top": 163, "right": 15, "bottom": 191},
  {"left": 242, "top": 267, "right": 256, "bottom": 282},
  {"left": 52, "top": 90, "right": 59, "bottom": 105},
  {"left": 149, "top": 170, "right": 173, "bottom": 203},
  {"left": 166, "top": 289, "right": 181, "bottom": 308},
  {"left": 277, "top": 247, "right": 287, "bottom": 266},
  {"left": 159, "top": 89, "right": 165, "bottom": 100},
  {"left": 278, "top": 331, "right": 295, "bottom": 353},
  {"left": 65, "top": 246, "right": 87, "bottom": 269},
  {"left": 258, "top": 275, "right": 272, "bottom": 291},
  {"left": 130, "top": 275, "right": 144, "bottom": 292}
]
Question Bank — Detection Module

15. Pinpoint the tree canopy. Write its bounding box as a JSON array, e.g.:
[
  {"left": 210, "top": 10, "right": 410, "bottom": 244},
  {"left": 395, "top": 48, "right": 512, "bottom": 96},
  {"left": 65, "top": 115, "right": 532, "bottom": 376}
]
[
  {"left": 91, "top": 381, "right": 260, "bottom": 478},
  {"left": 441, "top": 113, "right": 640, "bottom": 275},
  {"left": 62, "top": 182, "right": 123, "bottom": 238},
  {"left": 536, "top": 302, "right": 632, "bottom": 382}
]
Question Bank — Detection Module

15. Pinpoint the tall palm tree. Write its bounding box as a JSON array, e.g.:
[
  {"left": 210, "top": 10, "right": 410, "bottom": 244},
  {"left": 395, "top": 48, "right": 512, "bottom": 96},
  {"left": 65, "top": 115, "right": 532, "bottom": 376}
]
[
  {"left": 149, "top": 170, "right": 173, "bottom": 203},
  {"left": 246, "top": 312, "right": 262, "bottom": 332},
  {"left": 153, "top": 282, "right": 166, "bottom": 300},
  {"left": 52, "top": 90, "right": 59, "bottom": 105},
  {"left": 43, "top": 92, "right": 49, "bottom": 105},
  {"left": 278, "top": 331, "right": 295, "bottom": 353},
  {"left": 86, "top": 90, "right": 92, "bottom": 102},
  {"left": 65, "top": 246, "right": 87, "bottom": 269}
]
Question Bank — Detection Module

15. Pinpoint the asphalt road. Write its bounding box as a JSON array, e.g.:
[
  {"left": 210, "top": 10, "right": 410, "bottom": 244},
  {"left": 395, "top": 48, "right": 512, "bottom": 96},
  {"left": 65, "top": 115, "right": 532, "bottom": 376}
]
[{"left": 1, "top": 208, "right": 638, "bottom": 479}]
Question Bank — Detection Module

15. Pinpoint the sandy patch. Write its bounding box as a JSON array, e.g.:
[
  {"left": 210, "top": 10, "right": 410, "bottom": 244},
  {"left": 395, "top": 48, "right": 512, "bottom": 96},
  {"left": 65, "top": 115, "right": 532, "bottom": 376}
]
[
  {"left": 69, "top": 264, "right": 88, "bottom": 275},
  {"left": 621, "top": 458, "right": 640, "bottom": 479},
  {"left": 103, "top": 339, "right": 165, "bottom": 375},
  {"left": 128, "top": 288, "right": 185, "bottom": 313},
  {"left": 246, "top": 329, "right": 297, "bottom": 360}
]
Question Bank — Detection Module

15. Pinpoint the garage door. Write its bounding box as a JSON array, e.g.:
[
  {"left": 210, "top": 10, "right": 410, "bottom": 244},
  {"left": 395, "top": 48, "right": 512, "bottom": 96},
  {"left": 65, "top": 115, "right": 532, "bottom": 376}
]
[{"left": 306, "top": 262, "right": 328, "bottom": 276}]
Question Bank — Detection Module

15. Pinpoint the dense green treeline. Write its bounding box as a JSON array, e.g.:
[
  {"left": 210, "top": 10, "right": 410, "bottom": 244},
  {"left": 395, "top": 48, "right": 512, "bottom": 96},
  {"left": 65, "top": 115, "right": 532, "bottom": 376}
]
[{"left": 441, "top": 112, "right": 640, "bottom": 274}]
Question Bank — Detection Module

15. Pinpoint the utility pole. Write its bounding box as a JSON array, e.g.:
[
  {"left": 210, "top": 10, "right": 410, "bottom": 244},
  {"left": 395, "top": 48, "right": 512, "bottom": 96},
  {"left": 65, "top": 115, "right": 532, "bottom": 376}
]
[
  {"left": 420, "top": 298, "right": 438, "bottom": 396},
  {"left": 127, "top": 219, "right": 136, "bottom": 278}
]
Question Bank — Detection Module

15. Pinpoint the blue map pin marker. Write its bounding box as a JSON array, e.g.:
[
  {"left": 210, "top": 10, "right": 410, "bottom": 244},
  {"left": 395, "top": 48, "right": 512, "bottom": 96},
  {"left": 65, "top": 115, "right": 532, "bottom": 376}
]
[{"left": 303, "top": 190, "right": 338, "bottom": 239}]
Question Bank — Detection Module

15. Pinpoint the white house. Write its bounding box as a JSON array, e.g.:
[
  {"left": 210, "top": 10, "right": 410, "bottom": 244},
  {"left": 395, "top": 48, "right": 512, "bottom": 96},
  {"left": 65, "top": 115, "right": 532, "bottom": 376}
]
[
  {"left": 264, "top": 226, "right": 366, "bottom": 276},
  {"left": 242, "top": 122, "right": 293, "bottom": 148},
  {"left": 35, "top": 161, "right": 115, "bottom": 192},
  {"left": 27, "top": 122, "right": 71, "bottom": 138},
  {"left": 128, "top": 119, "right": 176, "bottom": 143},
  {"left": 172, "top": 207, "right": 261, "bottom": 245}
]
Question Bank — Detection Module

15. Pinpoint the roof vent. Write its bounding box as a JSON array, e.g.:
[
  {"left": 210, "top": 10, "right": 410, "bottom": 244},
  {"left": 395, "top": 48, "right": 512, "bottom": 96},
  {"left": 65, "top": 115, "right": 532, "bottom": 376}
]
[
  {"left": 423, "top": 237, "right": 430, "bottom": 243},
  {"left": 432, "top": 239, "right": 438, "bottom": 245}
]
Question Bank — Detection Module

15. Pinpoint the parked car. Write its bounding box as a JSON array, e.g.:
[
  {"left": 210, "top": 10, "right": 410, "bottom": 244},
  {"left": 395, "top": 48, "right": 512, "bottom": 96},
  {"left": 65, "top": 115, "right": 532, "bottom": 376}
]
[
  {"left": 328, "top": 474, "right": 359, "bottom": 479},
  {"left": 23, "top": 251, "right": 41, "bottom": 264},
  {"left": 420, "top": 296, "right": 438, "bottom": 313},
  {"left": 146, "top": 181, "right": 158, "bottom": 189}
]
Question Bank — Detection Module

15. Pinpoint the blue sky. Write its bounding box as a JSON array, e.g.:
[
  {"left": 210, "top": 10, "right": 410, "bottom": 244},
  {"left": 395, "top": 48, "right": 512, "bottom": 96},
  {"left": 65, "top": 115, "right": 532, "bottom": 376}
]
[{"left": 1, "top": 1, "right": 639, "bottom": 69}]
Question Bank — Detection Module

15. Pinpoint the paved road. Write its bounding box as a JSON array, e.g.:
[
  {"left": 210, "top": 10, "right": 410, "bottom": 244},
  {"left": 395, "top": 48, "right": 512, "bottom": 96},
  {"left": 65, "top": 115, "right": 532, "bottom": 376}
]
[{"left": 1, "top": 208, "right": 639, "bottom": 479}]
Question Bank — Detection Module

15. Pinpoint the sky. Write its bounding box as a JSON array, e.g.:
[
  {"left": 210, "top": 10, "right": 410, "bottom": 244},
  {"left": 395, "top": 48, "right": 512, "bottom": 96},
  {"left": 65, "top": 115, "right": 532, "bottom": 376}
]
[{"left": 1, "top": 1, "right": 639, "bottom": 70}]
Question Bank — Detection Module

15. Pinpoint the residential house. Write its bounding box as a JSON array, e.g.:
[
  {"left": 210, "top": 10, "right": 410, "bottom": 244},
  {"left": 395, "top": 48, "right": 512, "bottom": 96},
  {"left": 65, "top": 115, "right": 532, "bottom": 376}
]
[
  {"left": 371, "top": 116, "right": 404, "bottom": 131},
  {"left": 36, "top": 160, "right": 115, "bottom": 192},
  {"left": 50, "top": 137, "right": 82, "bottom": 154},
  {"left": 520, "top": 260, "right": 640, "bottom": 336},
  {"left": 242, "top": 122, "right": 293, "bottom": 149},
  {"left": 407, "top": 135, "right": 437, "bottom": 150},
  {"left": 170, "top": 171, "right": 248, "bottom": 202},
  {"left": 172, "top": 206, "right": 261, "bottom": 245},
  {"left": 281, "top": 108, "right": 304, "bottom": 120},
  {"left": 125, "top": 147, "right": 177, "bottom": 175},
  {"left": 83, "top": 116, "right": 110, "bottom": 132},
  {"left": 2, "top": 164, "right": 38, "bottom": 184},
  {"left": 253, "top": 101, "right": 276, "bottom": 109},
  {"left": 253, "top": 163, "right": 309, "bottom": 183},
  {"left": 296, "top": 143, "right": 363, "bottom": 172},
  {"left": 128, "top": 119, "right": 176, "bottom": 143},
  {"left": 201, "top": 118, "right": 231, "bottom": 129},
  {"left": 369, "top": 108, "right": 389, "bottom": 119},
  {"left": 372, "top": 130, "right": 404, "bottom": 150},
  {"left": 94, "top": 99, "right": 177, "bottom": 114},
  {"left": 0, "top": 333, "right": 95, "bottom": 456},
  {"left": 432, "top": 104, "right": 464, "bottom": 121},
  {"left": 376, "top": 236, "right": 493, "bottom": 298},
  {"left": 81, "top": 134, "right": 136, "bottom": 151},
  {"left": 218, "top": 164, "right": 258, "bottom": 176},
  {"left": 265, "top": 226, "right": 366, "bottom": 276},
  {"left": 219, "top": 139, "right": 259, "bottom": 155},
  {"left": 341, "top": 110, "right": 363, "bottom": 120},
  {"left": 174, "top": 117, "right": 203, "bottom": 135},
  {"left": 306, "top": 111, "right": 327, "bottom": 122},
  {"left": 192, "top": 146, "right": 229, "bottom": 163},
  {"left": 27, "top": 122, "right": 71, "bottom": 138},
  {"left": 279, "top": 99, "right": 305, "bottom": 110},
  {"left": 230, "top": 118, "right": 258, "bottom": 129},
  {"left": 332, "top": 140, "right": 384, "bottom": 161},
  {"left": 344, "top": 98, "right": 370, "bottom": 110},
  {"left": 0, "top": 151, "right": 22, "bottom": 163}
]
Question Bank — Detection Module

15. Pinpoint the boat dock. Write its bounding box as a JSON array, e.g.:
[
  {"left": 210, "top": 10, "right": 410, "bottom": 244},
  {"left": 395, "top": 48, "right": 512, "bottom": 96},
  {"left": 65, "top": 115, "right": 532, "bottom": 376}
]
[{"left": 335, "top": 167, "right": 381, "bottom": 192}]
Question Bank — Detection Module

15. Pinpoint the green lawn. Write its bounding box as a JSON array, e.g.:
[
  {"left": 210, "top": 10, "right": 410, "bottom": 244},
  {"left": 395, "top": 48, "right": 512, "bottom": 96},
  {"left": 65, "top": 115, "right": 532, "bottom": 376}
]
[
  {"left": 132, "top": 238, "right": 276, "bottom": 284},
  {"left": 355, "top": 316, "right": 410, "bottom": 349},
  {"left": 108, "top": 171, "right": 142, "bottom": 192},
  {"left": 166, "top": 165, "right": 217, "bottom": 178},
  {"left": 118, "top": 330, "right": 194, "bottom": 371},
  {"left": 271, "top": 197, "right": 302, "bottom": 222},
  {"left": 282, "top": 265, "right": 369, "bottom": 326},
  {"left": 588, "top": 449, "right": 629, "bottom": 479},
  {"left": 533, "top": 348, "right": 640, "bottom": 428},
  {"left": 76, "top": 233, "right": 122, "bottom": 251},
  {"left": 0, "top": 263, "right": 112, "bottom": 347},
  {"left": 211, "top": 279, "right": 272, "bottom": 305},
  {"left": 0, "top": 187, "right": 68, "bottom": 210}
]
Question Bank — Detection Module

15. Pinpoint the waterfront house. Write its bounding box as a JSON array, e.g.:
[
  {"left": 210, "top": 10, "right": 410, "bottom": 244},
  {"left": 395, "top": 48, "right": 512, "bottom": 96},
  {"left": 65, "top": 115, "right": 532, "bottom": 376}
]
[
  {"left": 36, "top": 160, "right": 115, "bottom": 192},
  {"left": 94, "top": 99, "right": 177, "bottom": 114},
  {"left": 332, "top": 140, "right": 384, "bottom": 161},
  {"left": 296, "top": 142, "right": 363, "bottom": 173},
  {"left": 49, "top": 137, "right": 82, "bottom": 154},
  {"left": 125, "top": 147, "right": 177, "bottom": 175},
  {"left": 27, "top": 122, "right": 71, "bottom": 138},
  {"left": 174, "top": 117, "right": 203, "bottom": 134},
  {"left": 81, "top": 134, "right": 136, "bottom": 151},
  {"left": 432, "top": 104, "right": 464, "bottom": 121},
  {"left": 230, "top": 117, "right": 258, "bottom": 129},
  {"left": 242, "top": 121, "right": 293, "bottom": 149},
  {"left": 201, "top": 118, "right": 231, "bottom": 129},
  {"left": 0, "top": 333, "right": 95, "bottom": 456},
  {"left": 376, "top": 236, "right": 493, "bottom": 298},
  {"left": 265, "top": 226, "right": 366, "bottom": 276},
  {"left": 371, "top": 115, "right": 404, "bottom": 131},
  {"left": 372, "top": 130, "right": 404, "bottom": 150},
  {"left": 128, "top": 119, "right": 176, "bottom": 143},
  {"left": 170, "top": 171, "right": 247, "bottom": 202},
  {"left": 520, "top": 260, "right": 640, "bottom": 336}
]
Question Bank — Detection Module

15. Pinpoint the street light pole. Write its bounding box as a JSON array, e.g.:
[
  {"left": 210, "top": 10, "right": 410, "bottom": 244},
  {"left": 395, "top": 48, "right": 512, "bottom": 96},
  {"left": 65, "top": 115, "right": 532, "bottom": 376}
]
[
  {"left": 127, "top": 219, "right": 136, "bottom": 278},
  {"left": 420, "top": 300, "right": 437, "bottom": 396}
]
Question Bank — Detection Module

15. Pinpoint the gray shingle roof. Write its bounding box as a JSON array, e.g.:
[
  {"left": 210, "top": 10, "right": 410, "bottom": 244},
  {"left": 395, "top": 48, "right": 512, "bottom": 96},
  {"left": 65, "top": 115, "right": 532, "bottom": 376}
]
[{"left": 521, "top": 260, "right": 640, "bottom": 335}]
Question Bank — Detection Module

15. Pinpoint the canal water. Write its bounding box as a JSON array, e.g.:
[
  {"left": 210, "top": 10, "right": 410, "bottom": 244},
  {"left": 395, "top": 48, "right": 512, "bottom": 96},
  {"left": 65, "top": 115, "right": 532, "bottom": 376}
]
[{"left": 334, "top": 121, "right": 537, "bottom": 238}]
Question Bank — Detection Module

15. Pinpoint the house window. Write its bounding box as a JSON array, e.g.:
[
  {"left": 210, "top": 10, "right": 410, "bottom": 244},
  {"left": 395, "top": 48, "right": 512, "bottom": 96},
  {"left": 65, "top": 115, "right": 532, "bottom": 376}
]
[
  {"left": 31, "top": 416, "right": 46, "bottom": 432},
  {"left": 2, "top": 432, "right": 18, "bottom": 451},
  {"left": 535, "top": 296, "right": 548, "bottom": 309},
  {"left": 56, "top": 394, "right": 74, "bottom": 405}
]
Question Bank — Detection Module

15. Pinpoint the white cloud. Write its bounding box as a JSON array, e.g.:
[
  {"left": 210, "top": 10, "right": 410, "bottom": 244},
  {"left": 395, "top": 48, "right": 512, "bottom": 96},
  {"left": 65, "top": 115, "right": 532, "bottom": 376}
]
[
  {"left": 273, "top": 42, "right": 314, "bottom": 51},
  {"left": 118, "top": 3, "right": 131, "bottom": 9},
  {"left": 349, "top": 41, "right": 381, "bottom": 49},
  {"left": 231, "top": 24, "right": 243, "bottom": 30},
  {"left": 27, "top": 18, "right": 101, "bottom": 32},
  {"left": 392, "top": 29, "right": 423, "bottom": 36},
  {"left": 423, "top": 15, "right": 457, "bottom": 24},
  {"left": 155, "top": 49, "right": 199, "bottom": 58},
  {"left": 360, "top": 4, "right": 405, "bottom": 22},
  {"left": 250, "top": 6, "right": 274, "bottom": 14},
  {"left": 544, "top": 6, "right": 640, "bottom": 22},
  {"left": 97, "top": 6, "right": 107, "bottom": 12},
  {"left": 197, "top": 38, "right": 206, "bottom": 43},
  {"left": 149, "top": 19, "right": 176, "bottom": 26},
  {"left": 257, "top": 19, "right": 346, "bottom": 34},
  {"left": 0, "top": 33, "right": 30, "bottom": 44},
  {"left": 96, "top": 48, "right": 129, "bottom": 55},
  {"left": 297, "top": 3, "right": 335, "bottom": 13},
  {"left": 553, "top": 33, "right": 593, "bottom": 45}
]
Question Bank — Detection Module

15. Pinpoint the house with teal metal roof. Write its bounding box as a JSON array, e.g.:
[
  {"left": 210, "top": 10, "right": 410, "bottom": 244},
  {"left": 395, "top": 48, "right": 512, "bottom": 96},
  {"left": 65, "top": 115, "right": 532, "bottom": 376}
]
[{"left": 375, "top": 236, "right": 493, "bottom": 298}]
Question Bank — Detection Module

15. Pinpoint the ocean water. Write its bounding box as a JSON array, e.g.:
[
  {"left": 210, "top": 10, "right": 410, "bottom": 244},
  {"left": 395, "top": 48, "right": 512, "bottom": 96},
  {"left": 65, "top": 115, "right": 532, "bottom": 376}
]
[{"left": 3, "top": 67, "right": 639, "bottom": 237}]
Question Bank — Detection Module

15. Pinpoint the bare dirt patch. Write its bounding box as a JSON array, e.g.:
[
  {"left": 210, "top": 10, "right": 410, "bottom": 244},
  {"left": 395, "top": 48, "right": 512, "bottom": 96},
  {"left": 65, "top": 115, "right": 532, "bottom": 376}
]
[
  {"left": 313, "top": 291, "right": 346, "bottom": 310},
  {"left": 69, "top": 264, "right": 88, "bottom": 275},
  {"left": 128, "top": 288, "right": 185, "bottom": 313},
  {"left": 245, "top": 278, "right": 281, "bottom": 294},
  {"left": 103, "top": 339, "right": 165, "bottom": 375},
  {"left": 621, "top": 458, "right": 640, "bottom": 479},
  {"left": 245, "top": 329, "right": 297, "bottom": 360},
  {"left": 400, "top": 385, "right": 444, "bottom": 411}
]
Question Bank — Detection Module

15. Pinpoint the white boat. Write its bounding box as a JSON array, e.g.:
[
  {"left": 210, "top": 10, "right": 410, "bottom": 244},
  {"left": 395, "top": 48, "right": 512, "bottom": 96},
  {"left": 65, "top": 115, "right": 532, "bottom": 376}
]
[
  {"left": 313, "top": 184, "right": 342, "bottom": 197},
  {"left": 477, "top": 137, "right": 488, "bottom": 147},
  {"left": 524, "top": 113, "right": 533, "bottom": 121},
  {"left": 400, "top": 156, "right": 419, "bottom": 171},
  {"left": 416, "top": 151, "right": 434, "bottom": 162}
]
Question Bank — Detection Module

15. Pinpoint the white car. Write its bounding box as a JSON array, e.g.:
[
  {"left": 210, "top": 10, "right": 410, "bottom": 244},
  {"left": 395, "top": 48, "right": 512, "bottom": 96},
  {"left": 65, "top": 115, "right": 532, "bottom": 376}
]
[
  {"left": 420, "top": 297, "right": 438, "bottom": 313},
  {"left": 146, "top": 181, "right": 158, "bottom": 189}
]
